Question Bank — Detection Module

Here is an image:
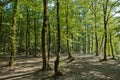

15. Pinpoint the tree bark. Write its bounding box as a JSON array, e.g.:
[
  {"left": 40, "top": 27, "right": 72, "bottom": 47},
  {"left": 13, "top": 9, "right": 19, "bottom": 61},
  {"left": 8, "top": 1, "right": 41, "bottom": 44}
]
[
  {"left": 42, "top": 0, "right": 51, "bottom": 71},
  {"left": 26, "top": 8, "right": 30, "bottom": 57},
  {"left": 9, "top": 0, "right": 18, "bottom": 67},
  {"left": 109, "top": 32, "right": 115, "bottom": 59},
  {"left": 94, "top": 14, "right": 99, "bottom": 56},
  {"left": 54, "top": 0, "right": 62, "bottom": 76},
  {"left": 34, "top": 16, "right": 37, "bottom": 57},
  {"left": 0, "top": 13, "right": 2, "bottom": 50},
  {"left": 48, "top": 17, "right": 51, "bottom": 61},
  {"left": 103, "top": 0, "right": 109, "bottom": 60},
  {"left": 65, "top": 0, "right": 73, "bottom": 59}
]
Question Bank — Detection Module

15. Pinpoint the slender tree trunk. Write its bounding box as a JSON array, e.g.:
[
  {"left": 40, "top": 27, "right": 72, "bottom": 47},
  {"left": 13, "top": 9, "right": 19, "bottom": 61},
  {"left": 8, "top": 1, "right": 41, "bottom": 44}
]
[
  {"left": 34, "top": 16, "right": 37, "bottom": 57},
  {"left": 103, "top": 0, "right": 109, "bottom": 60},
  {"left": 91, "top": 33, "right": 94, "bottom": 54},
  {"left": 103, "top": 22, "right": 107, "bottom": 60},
  {"left": 48, "top": 17, "right": 51, "bottom": 61},
  {"left": 26, "top": 8, "right": 30, "bottom": 57},
  {"left": 88, "top": 33, "right": 90, "bottom": 54},
  {"left": 9, "top": 0, "right": 18, "bottom": 67},
  {"left": 65, "top": 0, "right": 73, "bottom": 59},
  {"left": 54, "top": 0, "right": 62, "bottom": 76},
  {"left": 94, "top": 14, "right": 99, "bottom": 56},
  {"left": 0, "top": 13, "right": 2, "bottom": 50},
  {"left": 109, "top": 32, "right": 115, "bottom": 59},
  {"left": 18, "top": 19, "right": 23, "bottom": 54},
  {"left": 99, "top": 35, "right": 104, "bottom": 53},
  {"left": 42, "top": 0, "right": 51, "bottom": 71},
  {"left": 83, "top": 26, "right": 86, "bottom": 54}
]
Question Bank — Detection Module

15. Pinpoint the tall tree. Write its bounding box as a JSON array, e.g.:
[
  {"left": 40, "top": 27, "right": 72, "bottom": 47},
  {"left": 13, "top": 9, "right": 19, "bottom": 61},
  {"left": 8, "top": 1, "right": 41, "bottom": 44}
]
[
  {"left": 90, "top": 0, "right": 99, "bottom": 56},
  {"left": 41, "top": 0, "right": 51, "bottom": 70},
  {"left": 26, "top": 7, "right": 30, "bottom": 57},
  {"left": 34, "top": 14, "right": 37, "bottom": 57},
  {"left": 54, "top": 0, "right": 62, "bottom": 76},
  {"left": 102, "top": 0, "right": 119, "bottom": 60},
  {"left": 9, "top": 0, "right": 18, "bottom": 67},
  {"left": 65, "top": 0, "right": 73, "bottom": 59}
]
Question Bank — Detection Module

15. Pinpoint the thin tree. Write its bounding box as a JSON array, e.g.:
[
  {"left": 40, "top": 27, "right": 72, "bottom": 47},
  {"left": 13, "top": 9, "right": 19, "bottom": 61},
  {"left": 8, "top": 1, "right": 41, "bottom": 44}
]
[
  {"left": 109, "top": 32, "right": 115, "bottom": 59},
  {"left": 9, "top": 0, "right": 18, "bottom": 67},
  {"left": 90, "top": 0, "right": 99, "bottom": 56},
  {"left": 54, "top": 0, "right": 62, "bottom": 76},
  {"left": 26, "top": 7, "right": 30, "bottom": 57},
  {"left": 65, "top": 0, "right": 74, "bottom": 60},
  {"left": 34, "top": 14, "right": 37, "bottom": 57},
  {"left": 41, "top": 0, "right": 51, "bottom": 71}
]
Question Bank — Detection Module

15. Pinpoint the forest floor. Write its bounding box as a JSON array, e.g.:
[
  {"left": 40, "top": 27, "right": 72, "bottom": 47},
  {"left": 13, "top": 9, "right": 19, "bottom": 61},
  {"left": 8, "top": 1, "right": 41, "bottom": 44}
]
[{"left": 0, "top": 54, "right": 120, "bottom": 80}]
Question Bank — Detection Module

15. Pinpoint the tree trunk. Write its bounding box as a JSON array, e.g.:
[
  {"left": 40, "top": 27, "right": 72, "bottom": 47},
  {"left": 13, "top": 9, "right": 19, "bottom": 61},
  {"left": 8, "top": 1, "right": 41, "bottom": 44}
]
[
  {"left": 103, "top": 22, "right": 107, "bottom": 60},
  {"left": 18, "top": 19, "right": 23, "bottom": 54},
  {"left": 87, "top": 33, "right": 90, "bottom": 54},
  {"left": 48, "top": 17, "right": 51, "bottom": 61},
  {"left": 94, "top": 14, "right": 99, "bottom": 56},
  {"left": 99, "top": 35, "right": 104, "bottom": 53},
  {"left": 26, "top": 8, "right": 30, "bottom": 57},
  {"left": 9, "top": 0, "right": 18, "bottom": 67},
  {"left": 91, "top": 33, "right": 94, "bottom": 54},
  {"left": 54, "top": 0, "right": 62, "bottom": 76},
  {"left": 34, "top": 16, "right": 37, "bottom": 57},
  {"left": 65, "top": 0, "right": 73, "bottom": 59},
  {"left": 0, "top": 13, "right": 2, "bottom": 51},
  {"left": 109, "top": 32, "right": 115, "bottom": 59},
  {"left": 103, "top": 0, "right": 109, "bottom": 60},
  {"left": 42, "top": 0, "right": 51, "bottom": 71}
]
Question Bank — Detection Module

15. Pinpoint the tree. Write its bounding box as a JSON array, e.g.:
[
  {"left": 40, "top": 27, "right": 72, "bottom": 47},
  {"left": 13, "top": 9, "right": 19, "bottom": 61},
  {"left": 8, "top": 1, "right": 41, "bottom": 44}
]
[
  {"left": 102, "top": 0, "right": 119, "bottom": 60},
  {"left": 9, "top": 0, "right": 18, "bottom": 67},
  {"left": 90, "top": 0, "right": 99, "bottom": 56},
  {"left": 65, "top": 0, "right": 74, "bottom": 60},
  {"left": 41, "top": 0, "right": 51, "bottom": 71},
  {"left": 26, "top": 7, "right": 30, "bottom": 57},
  {"left": 54, "top": 0, "right": 62, "bottom": 76}
]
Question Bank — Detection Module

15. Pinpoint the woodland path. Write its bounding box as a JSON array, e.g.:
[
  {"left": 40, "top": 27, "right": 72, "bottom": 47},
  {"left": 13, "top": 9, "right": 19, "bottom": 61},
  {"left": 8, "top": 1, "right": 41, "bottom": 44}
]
[{"left": 0, "top": 54, "right": 120, "bottom": 80}]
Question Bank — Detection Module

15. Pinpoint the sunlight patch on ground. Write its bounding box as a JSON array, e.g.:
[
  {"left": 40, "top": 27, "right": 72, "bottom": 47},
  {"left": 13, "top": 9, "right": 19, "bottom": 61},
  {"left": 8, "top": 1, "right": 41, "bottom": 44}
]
[{"left": 81, "top": 71, "right": 112, "bottom": 79}]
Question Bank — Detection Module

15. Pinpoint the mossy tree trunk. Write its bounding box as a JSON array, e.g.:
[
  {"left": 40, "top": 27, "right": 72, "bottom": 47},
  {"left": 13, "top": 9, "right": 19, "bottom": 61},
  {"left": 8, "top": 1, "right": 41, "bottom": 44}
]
[{"left": 9, "top": 0, "right": 18, "bottom": 67}]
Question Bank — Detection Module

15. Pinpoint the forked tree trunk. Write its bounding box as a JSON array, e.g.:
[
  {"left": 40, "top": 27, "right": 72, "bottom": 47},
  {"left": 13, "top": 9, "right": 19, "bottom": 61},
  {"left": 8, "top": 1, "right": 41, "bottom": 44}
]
[
  {"left": 9, "top": 0, "right": 18, "bottom": 67},
  {"left": 54, "top": 0, "right": 62, "bottom": 76}
]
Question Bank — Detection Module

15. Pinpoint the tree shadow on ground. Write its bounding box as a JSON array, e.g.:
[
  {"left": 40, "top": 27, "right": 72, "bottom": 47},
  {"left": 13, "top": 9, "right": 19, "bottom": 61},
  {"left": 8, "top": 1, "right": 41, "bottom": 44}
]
[
  {"left": 63, "top": 56, "right": 120, "bottom": 80},
  {"left": 0, "top": 54, "right": 120, "bottom": 80}
]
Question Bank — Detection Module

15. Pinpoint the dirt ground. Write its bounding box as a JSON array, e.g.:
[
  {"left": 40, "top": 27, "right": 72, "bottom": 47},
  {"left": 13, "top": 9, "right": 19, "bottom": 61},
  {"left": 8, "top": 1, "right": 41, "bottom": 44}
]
[{"left": 0, "top": 54, "right": 120, "bottom": 80}]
